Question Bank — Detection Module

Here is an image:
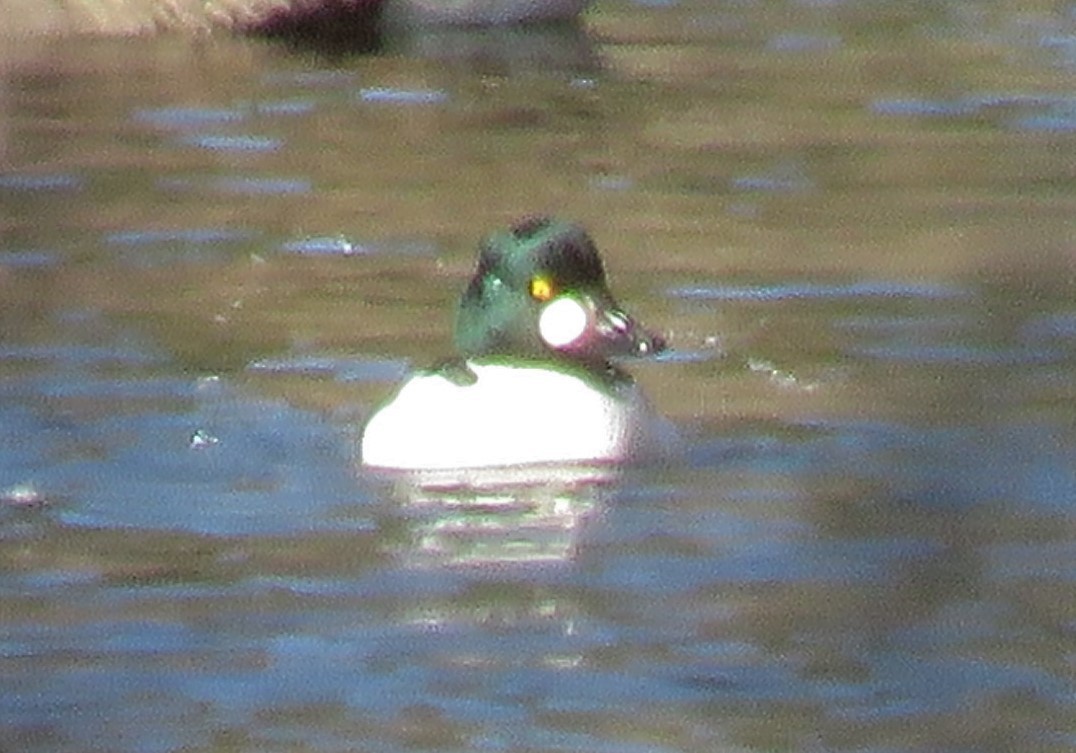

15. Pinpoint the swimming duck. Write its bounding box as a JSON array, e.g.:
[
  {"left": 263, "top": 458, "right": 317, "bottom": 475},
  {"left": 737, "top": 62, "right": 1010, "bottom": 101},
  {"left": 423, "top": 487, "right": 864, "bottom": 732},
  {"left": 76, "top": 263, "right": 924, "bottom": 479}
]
[{"left": 361, "top": 216, "right": 666, "bottom": 471}]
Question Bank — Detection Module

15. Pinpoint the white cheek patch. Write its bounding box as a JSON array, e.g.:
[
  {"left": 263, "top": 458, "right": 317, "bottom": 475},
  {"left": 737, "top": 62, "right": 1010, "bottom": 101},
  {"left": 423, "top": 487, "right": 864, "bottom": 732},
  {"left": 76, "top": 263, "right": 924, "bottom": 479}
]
[{"left": 539, "top": 296, "right": 589, "bottom": 349}]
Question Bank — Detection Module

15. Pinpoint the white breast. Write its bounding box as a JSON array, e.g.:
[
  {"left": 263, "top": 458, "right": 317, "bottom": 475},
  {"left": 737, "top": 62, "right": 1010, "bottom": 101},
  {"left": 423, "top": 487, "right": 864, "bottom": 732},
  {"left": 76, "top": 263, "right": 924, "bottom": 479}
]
[{"left": 360, "top": 362, "right": 652, "bottom": 470}]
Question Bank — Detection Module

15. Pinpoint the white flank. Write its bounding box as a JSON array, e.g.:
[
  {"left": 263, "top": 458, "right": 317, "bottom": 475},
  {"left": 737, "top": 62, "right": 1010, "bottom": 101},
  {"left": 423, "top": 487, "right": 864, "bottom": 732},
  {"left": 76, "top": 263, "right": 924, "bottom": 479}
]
[{"left": 361, "top": 362, "right": 649, "bottom": 470}]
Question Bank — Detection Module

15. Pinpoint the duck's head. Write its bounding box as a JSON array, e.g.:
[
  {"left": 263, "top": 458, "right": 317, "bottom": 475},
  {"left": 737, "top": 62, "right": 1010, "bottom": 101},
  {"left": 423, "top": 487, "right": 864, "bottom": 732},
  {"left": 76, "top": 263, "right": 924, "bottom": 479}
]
[{"left": 455, "top": 216, "right": 665, "bottom": 371}]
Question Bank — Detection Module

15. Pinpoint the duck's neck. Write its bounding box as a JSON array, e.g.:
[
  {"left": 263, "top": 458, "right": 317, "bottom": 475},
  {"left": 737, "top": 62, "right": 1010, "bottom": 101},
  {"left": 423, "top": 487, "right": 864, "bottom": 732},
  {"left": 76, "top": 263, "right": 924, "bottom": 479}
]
[{"left": 463, "top": 354, "right": 633, "bottom": 389}]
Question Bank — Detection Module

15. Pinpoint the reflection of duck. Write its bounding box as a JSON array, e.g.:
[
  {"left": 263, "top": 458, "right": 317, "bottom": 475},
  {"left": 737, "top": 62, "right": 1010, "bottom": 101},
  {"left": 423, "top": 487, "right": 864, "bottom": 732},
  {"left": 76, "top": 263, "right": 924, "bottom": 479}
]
[
  {"left": 362, "top": 217, "right": 667, "bottom": 471},
  {"left": 398, "top": 475, "right": 606, "bottom": 567}
]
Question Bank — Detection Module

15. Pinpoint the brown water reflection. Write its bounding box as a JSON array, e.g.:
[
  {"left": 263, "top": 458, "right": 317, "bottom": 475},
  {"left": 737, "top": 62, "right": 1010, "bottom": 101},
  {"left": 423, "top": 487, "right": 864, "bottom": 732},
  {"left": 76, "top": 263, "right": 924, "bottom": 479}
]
[{"left": 2, "top": 2, "right": 1075, "bottom": 752}]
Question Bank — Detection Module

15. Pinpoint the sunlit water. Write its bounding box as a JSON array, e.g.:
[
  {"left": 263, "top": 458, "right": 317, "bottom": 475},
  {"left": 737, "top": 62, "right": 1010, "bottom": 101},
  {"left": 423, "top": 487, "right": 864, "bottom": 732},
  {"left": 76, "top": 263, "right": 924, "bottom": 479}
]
[{"left": 2, "top": 2, "right": 1075, "bottom": 752}]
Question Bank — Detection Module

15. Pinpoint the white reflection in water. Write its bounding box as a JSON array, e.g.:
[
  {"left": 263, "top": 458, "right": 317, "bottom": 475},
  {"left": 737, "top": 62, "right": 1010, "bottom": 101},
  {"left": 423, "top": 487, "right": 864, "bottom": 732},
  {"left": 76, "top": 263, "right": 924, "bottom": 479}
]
[{"left": 372, "top": 463, "right": 616, "bottom": 568}]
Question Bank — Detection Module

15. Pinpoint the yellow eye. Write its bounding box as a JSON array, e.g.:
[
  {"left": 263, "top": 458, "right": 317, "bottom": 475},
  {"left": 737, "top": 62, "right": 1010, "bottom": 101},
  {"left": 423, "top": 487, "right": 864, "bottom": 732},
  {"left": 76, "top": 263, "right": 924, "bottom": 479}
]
[{"left": 529, "top": 275, "right": 555, "bottom": 302}]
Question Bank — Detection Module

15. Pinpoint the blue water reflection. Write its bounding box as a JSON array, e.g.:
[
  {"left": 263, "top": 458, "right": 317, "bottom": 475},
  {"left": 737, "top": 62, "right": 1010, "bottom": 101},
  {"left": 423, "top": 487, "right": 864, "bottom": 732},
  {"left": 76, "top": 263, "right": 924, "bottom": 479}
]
[
  {"left": 0, "top": 330, "right": 369, "bottom": 536},
  {"left": 0, "top": 173, "right": 84, "bottom": 192}
]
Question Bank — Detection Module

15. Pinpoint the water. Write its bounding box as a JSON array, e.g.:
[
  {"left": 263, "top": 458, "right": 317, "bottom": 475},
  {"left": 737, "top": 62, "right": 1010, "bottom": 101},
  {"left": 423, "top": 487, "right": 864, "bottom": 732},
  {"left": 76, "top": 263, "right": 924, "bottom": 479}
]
[{"left": 2, "top": 2, "right": 1075, "bottom": 751}]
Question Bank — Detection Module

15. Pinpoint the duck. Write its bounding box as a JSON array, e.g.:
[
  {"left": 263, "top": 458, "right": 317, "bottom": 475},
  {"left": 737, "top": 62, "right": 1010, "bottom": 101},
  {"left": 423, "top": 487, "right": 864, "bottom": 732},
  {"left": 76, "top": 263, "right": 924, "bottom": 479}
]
[
  {"left": 360, "top": 216, "right": 667, "bottom": 471},
  {"left": 0, "top": 0, "right": 586, "bottom": 37}
]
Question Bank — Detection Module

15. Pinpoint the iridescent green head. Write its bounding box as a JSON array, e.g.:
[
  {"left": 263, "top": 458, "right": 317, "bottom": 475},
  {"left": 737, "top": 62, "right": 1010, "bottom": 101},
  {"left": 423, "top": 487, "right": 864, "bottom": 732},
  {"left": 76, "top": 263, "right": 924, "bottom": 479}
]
[{"left": 455, "top": 216, "right": 664, "bottom": 372}]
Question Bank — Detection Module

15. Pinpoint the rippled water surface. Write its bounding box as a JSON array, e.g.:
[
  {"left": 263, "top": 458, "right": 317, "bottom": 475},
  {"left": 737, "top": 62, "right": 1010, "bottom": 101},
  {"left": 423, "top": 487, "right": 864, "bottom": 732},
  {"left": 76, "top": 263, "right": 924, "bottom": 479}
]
[{"left": 2, "top": 2, "right": 1075, "bottom": 751}]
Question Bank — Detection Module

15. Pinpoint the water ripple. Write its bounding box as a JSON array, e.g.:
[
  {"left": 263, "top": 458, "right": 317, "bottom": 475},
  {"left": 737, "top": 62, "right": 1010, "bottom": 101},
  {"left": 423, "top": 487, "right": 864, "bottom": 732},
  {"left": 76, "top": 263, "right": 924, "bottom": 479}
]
[
  {"left": 870, "top": 97, "right": 979, "bottom": 118},
  {"left": 0, "top": 173, "right": 84, "bottom": 192},
  {"left": 1021, "top": 311, "right": 1076, "bottom": 342},
  {"left": 357, "top": 87, "right": 450, "bottom": 105},
  {"left": 247, "top": 354, "right": 409, "bottom": 383},
  {"left": 132, "top": 106, "right": 246, "bottom": 128},
  {"left": 667, "top": 280, "right": 965, "bottom": 302},
  {"left": 279, "top": 236, "right": 371, "bottom": 256},
  {"left": 767, "top": 32, "right": 842, "bottom": 53},
  {"left": 105, "top": 228, "right": 257, "bottom": 247},
  {"left": 870, "top": 92, "right": 1076, "bottom": 132},
  {"left": 157, "top": 175, "right": 312, "bottom": 195},
  {"left": 0, "top": 249, "right": 60, "bottom": 268},
  {"left": 178, "top": 134, "right": 284, "bottom": 152},
  {"left": 853, "top": 343, "right": 1064, "bottom": 366},
  {"left": 264, "top": 70, "right": 358, "bottom": 87},
  {"left": 279, "top": 236, "right": 438, "bottom": 257},
  {"left": 731, "top": 161, "right": 815, "bottom": 194},
  {"left": 255, "top": 99, "right": 318, "bottom": 116}
]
